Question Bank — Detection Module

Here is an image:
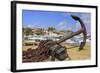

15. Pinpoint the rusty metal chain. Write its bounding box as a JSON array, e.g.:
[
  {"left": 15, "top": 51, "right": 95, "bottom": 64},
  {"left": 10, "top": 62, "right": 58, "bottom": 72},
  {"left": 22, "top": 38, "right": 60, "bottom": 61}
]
[{"left": 23, "top": 40, "right": 50, "bottom": 62}]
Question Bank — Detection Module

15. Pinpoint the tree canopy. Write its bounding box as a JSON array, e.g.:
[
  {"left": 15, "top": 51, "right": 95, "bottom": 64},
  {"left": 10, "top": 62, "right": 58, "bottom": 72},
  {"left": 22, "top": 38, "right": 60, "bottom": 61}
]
[{"left": 48, "top": 27, "right": 56, "bottom": 32}]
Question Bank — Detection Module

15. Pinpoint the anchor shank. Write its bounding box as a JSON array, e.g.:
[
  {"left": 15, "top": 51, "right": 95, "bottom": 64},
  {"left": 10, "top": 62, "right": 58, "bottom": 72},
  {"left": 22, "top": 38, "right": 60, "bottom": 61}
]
[{"left": 57, "top": 29, "right": 83, "bottom": 44}]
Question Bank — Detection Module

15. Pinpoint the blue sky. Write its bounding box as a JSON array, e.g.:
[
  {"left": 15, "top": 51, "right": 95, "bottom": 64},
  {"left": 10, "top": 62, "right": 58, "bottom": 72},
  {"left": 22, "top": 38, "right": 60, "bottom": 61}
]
[{"left": 22, "top": 10, "right": 91, "bottom": 34}]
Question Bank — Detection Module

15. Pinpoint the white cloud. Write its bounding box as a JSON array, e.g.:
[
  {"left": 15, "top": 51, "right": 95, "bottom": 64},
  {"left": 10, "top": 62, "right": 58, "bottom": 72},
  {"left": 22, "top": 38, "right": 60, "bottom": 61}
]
[
  {"left": 57, "top": 20, "right": 74, "bottom": 31},
  {"left": 27, "top": 24, "right": 32, "bottom": 28},
  {"left": 57, "top": 20, "right": 68, "bottom": 30},
  {"left": 58, "top": 20, "right": 67, "bottom": 26},
  {"left": 23, "top": 23, "right": 40, "bottom": 28}
]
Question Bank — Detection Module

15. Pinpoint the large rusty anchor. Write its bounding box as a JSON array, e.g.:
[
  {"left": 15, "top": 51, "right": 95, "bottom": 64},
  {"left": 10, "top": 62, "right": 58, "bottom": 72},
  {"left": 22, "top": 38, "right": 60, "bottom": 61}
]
[
  {"left": 23, "top": 15, "right": 87, "bottom": 62},
  {"left": 56, "top": 15, "right": 87, "bottom": 51}
]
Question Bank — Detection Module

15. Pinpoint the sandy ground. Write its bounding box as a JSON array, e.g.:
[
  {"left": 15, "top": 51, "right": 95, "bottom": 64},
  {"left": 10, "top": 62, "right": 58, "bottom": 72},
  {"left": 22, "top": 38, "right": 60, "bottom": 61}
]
[{"left": 66, "top": 45, "right": 91, "bottom": 60}]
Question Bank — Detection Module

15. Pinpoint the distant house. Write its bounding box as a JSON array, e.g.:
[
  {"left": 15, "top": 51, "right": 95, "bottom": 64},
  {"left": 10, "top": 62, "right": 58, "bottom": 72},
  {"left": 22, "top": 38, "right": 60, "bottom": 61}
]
[{"left": 32, "top": 28, "right": 45, "bottom": 35}]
